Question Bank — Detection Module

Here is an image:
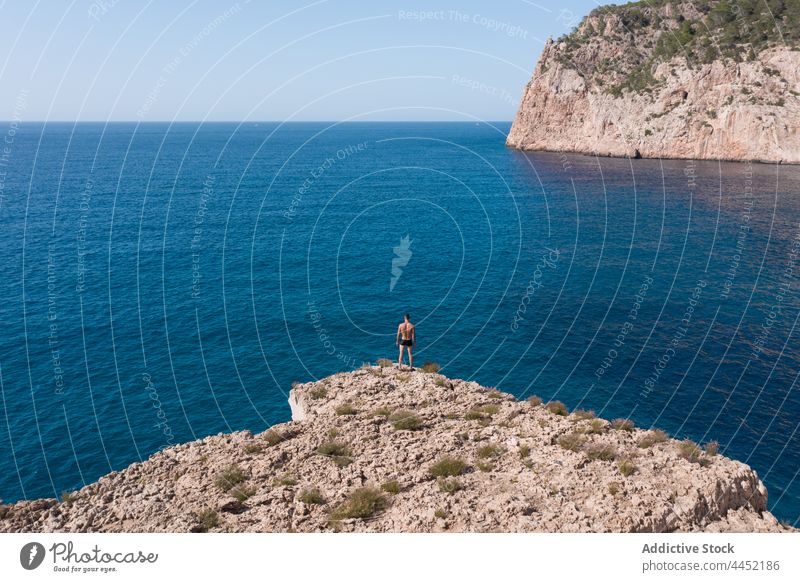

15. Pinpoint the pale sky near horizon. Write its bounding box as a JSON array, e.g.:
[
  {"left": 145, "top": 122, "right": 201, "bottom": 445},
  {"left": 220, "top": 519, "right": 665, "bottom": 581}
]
[{"left": 0, "top": 0, "right": 620, "bottom": 121}]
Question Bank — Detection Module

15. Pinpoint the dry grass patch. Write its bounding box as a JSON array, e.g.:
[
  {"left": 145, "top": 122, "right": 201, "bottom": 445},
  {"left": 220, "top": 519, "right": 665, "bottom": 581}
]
[
  {"left": 527, "top": 395, "right": 542, "bottom": 406},
  {"left": 335, "top": 402, "right": 358, "bottom": 416},
  {"left": 263, "top": 429, "right": 284, "bottom": 447},
  {"left": 584, "top": 443, "right": 617, "bottom": 461},
  {"left": 546, "top": 401, "right": 568, "bottom": 416},
  {"left": 316, "top": 440, "right": 353, "bottom": 467},
  {"left": 377, "top": 358, "right": 394, "bottom": 368},
  {"left": 330, "top": 487, "right": 387, "bottom": 521},
  {"left": 231, "top": 486, "right": 256, "bottom": 502},
  {"left": 243, "top": 443, "right": 263, "bottom": 454},
  {"left": 618, "top": 459, "right": 637, "bottom": 477},
  {"left": 572, "top": 409, "right": 596, "bottom": 420},
  {"left": 429, "top": 456, "right": 468, "bottom": 478},
  {"left": 464, "top": 404, "right": 500, "bottom": 422},
  {"left": 274, "top": 474, "right": 298, "bottom": 487},
  {"left": 310, "top": 386, "right": 328, "bottom": 400},
  {"left": 421, "top": 362, "right": 441, "bottom": 373},
  {"left": 437, "top": 477, "right": 462, "bottom": 494},
  {"left": 585, "top": 419, "right": 606, "bottom": 434},
  {"left": 677, "top": 440, "right": 704, "bottom": 464},
  {"left": 298, "top": 487, "right": 325, "bottom": 505},
  {"left": 519, "top": 444, "right": 531, "bottom": 458},
  {"left": 704, "top": 441, "right": 719, "bottom": 456},
  {"left": 193, "top": 509, "right": 219, "bottom": 532},
  {"left": 638, "top": 429, "right": 668, "bottom": 448},
  {"left": 611, "top": 418, "right": 635, "bottom": 432},
  {"left": 476, "top": 443, "right": 504, "bottom": 459},
  {"left": 215, "top": 465, "right": 247, "bottom": 492},
  {"left": 389, "top": 409, "right": 423, "bottom": 431},
  {"left": 558, "top": 432, "right": 586, "bottom": 452},
  {"left": 381, "top": 480, "right": 401, "bottom": 495},
  {"left": 332, "top": 456, "right": 352, "bottom": 468}
]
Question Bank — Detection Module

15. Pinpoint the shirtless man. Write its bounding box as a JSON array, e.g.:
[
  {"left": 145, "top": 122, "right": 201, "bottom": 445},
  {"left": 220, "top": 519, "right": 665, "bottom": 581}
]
[{"left": 396, "top": 313, "right": 415, "bottom": 369}]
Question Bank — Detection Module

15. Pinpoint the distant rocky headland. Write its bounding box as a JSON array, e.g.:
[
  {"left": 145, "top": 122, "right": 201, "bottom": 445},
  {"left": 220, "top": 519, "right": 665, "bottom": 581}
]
[
  {"left": 0, "top": 364, "right": 791, "bottom": 532},
  {"left": 507, "top": 0, "right": 800, "bottom": 163}
]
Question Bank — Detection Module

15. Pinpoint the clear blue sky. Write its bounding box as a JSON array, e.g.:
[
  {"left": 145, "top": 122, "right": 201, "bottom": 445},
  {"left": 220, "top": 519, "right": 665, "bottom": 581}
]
[{"left": 0, "top": 0, "right": 612, "bottom": 121}]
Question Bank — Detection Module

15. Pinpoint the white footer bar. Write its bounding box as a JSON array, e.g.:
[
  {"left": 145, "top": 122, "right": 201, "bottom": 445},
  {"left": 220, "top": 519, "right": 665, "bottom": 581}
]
[{"left": 1, "top": 533, "right": 797, "bottom": 581}]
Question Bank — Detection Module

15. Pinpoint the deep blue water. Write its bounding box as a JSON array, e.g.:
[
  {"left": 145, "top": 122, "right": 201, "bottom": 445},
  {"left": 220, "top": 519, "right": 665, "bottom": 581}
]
[{"left": 0, "top": 122, "right": 798, "bottom": 525}]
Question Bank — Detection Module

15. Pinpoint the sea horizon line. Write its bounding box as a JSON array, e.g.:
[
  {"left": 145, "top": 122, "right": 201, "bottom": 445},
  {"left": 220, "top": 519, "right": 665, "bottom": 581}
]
[{"left": 0, "top": 119, "right": 515, "bottom": 124}]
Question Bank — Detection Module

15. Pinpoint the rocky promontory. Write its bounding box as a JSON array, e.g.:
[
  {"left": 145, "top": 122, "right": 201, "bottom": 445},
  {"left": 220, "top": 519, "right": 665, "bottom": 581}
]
[
  {"left": 0, "top": 365, "right": 790, "bottom": 532},
  {"left": 507, "top": 0, "right": 800, "bottom": 163}
]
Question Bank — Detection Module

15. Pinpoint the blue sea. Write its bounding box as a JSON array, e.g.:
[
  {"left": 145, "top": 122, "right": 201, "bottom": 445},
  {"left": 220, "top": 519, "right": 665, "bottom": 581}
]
[{"left": 0, "top": 122, "right": 798, "bottom": 525}]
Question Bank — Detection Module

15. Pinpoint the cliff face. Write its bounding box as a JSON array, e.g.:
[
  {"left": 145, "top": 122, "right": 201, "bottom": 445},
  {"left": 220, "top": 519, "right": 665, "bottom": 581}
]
[
  {"left": 507, "top": 1, "right": 800, "bottom": 163},
  {"left": 0, "top": 366, "right": 789, "bottom": 533}
]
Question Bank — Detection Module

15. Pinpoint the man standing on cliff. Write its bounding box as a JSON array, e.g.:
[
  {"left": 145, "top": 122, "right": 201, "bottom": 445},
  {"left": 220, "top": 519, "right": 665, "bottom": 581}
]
[{"left": 396, "top": 313, "right": 415, "bottom": 369}]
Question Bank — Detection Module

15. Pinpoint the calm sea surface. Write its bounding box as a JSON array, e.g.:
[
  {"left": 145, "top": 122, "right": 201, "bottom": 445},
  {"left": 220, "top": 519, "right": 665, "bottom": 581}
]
[{"left": 0, "top": 122, "right": 798, "bottom": 524}]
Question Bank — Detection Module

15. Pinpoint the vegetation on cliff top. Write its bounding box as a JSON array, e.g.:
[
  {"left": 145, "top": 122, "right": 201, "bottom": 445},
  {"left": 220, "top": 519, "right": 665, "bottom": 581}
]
[{"left": 554, "top": 0, "right": 800, "bottom": 95}]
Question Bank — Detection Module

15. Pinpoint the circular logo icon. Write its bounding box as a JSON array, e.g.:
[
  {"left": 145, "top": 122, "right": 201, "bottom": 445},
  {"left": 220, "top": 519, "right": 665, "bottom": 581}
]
[{"left": 20, "top": 542, "right": 46, "bottom": 570}]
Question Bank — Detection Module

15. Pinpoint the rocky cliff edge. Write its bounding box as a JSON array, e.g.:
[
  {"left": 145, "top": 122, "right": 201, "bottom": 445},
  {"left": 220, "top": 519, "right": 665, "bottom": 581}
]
[{"left": 0, "top": 365, "right": 791, "bottom": 532}]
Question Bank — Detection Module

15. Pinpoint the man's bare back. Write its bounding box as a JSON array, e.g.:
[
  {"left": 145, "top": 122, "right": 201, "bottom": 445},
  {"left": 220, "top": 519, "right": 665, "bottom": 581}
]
[{"left": 396, "top": 313, "right": 415, "bottom": 369}]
